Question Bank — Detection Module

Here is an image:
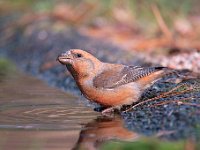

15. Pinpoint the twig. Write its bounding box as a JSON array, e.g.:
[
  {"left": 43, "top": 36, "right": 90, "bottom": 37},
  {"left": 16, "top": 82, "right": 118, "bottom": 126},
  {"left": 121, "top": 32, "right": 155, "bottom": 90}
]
[
  {"left": 151, "top": 4, "right": 172, "bottom": 40},
  {"left": 149, "top": 97, "right": 196, "bottom": 107},
  {"left": 150, "top": 101, "right": 200, "bottom": 107},
  {"left": 124, "top": 83, "right": 195, "bottom": 112},
  {"left": 180, "top": 102, "right": 200, "bottom": 107},
  {"left": 159, "top": 82, "right": 190, "bottom": 95}
]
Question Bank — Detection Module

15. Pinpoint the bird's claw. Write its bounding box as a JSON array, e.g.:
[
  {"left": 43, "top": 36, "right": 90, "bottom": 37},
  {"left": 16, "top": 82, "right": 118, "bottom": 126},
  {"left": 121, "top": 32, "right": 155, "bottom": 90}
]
[
  {"left": 101, "top": 107, "right": 115, "bottom": 116},
  {"left": 101, "top": 106, "right": 121, "bottom": 116}
]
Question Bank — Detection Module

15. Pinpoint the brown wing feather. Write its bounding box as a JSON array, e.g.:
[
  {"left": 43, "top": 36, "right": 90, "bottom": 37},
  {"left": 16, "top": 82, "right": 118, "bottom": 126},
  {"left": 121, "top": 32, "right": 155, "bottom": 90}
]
[
  {"left": 93, "top": 66, "right": 166, "bottom": 89},
  {"left": 93, "top": 68, "right": 124, "bottom": 88}
]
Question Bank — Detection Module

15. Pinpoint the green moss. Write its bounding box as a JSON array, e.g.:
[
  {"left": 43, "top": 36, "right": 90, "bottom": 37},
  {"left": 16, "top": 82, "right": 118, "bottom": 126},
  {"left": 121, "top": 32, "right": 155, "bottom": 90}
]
[
  {"left": 100, "top": 139, "right": 186, "bottom": 150},
  {"left": 195, "top": 124, "right": 200, "bottom": 141},
  {"left": 0, "top": 58, "right": 16, "bottom": 77}
]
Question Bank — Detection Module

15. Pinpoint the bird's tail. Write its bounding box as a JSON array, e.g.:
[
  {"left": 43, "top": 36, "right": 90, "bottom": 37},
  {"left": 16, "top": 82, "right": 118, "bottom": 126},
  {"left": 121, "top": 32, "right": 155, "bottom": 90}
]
[{"left": 136, "top": 67, "right": 173, "bottom": 90}]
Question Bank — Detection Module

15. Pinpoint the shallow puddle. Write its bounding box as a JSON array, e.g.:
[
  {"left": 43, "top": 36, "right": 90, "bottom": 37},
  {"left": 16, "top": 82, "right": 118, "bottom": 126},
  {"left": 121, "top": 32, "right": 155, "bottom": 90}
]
[
  {"left": 0, "top": 72, "right": 105, "bottom": 149},
  {"left": 0, "top": 72, "right": 143, "bottom": 150}
]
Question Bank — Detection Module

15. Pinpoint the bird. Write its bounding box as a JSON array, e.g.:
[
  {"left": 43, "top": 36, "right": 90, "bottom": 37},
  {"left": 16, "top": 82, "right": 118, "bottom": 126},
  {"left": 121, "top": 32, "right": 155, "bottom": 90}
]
[{"left": 57, "top": 49, "right": 171, "bottom": 114}]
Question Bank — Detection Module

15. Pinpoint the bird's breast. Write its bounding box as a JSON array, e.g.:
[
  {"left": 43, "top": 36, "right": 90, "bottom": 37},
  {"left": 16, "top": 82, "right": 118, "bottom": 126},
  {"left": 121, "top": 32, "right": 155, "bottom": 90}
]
[{"left": 77, "top": 80, "right": 141, "bottom": 107}]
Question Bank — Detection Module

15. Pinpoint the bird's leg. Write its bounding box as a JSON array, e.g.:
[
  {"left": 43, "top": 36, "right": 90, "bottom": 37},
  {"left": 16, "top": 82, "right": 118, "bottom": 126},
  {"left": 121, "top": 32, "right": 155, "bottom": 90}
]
[{"left": 101, "top": 106, "right": 120, "bottom": 115}]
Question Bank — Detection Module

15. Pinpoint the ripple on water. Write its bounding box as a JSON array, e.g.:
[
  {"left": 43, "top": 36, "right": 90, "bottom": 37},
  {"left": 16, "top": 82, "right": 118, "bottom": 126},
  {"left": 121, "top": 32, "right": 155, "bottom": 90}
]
[{"left": 0, "top": 73, "right": 98, "bottom": 130}]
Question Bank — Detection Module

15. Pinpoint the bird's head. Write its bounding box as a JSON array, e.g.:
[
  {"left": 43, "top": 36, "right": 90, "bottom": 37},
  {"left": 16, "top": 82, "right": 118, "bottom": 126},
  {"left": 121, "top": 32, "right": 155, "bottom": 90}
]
[{"left": 57, "top": 49, "right": 102, "bottom": 78}]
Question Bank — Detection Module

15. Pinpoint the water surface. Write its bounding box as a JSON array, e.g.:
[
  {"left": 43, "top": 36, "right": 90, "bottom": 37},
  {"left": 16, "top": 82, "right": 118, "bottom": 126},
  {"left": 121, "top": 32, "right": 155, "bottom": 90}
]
[{"left": 0, "top": 72, "right": 103, "bottom": 149}]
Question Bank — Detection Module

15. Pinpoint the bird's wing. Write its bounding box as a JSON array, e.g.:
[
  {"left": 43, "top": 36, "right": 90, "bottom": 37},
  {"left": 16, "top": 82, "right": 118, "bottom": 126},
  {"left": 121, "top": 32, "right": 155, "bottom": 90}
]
[{"left": 93, "top": 66, "right": 166, "bottom": 89}]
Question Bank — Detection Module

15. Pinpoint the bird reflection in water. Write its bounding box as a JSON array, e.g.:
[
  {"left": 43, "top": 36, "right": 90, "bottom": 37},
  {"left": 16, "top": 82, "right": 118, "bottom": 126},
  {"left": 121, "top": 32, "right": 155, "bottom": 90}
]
[{"left": 73, "top": 115, "right": 140, "bottom": 150}]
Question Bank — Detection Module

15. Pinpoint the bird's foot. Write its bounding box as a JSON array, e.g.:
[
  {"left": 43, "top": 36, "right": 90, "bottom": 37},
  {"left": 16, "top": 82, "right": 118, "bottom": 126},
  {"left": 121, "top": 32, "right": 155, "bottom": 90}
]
[
  {"left": 102, "top": 107, "right": 114, "bottom": 115},
  {"left": 101, "top": 106, "right": 120, "bottom": 116}
]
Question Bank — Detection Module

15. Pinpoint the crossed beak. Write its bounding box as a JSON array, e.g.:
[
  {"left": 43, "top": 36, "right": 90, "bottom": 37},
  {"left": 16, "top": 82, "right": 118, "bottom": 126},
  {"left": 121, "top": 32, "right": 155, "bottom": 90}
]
[{"left": 57, "top": 51, "right": 73, "bottom": 65}]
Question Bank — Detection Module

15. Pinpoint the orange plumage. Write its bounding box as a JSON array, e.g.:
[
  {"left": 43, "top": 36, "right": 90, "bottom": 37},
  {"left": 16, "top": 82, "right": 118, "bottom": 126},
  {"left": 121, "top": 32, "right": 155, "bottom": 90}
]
[{"left": 57, "top": 49, "right": 169, "bottom": 114}]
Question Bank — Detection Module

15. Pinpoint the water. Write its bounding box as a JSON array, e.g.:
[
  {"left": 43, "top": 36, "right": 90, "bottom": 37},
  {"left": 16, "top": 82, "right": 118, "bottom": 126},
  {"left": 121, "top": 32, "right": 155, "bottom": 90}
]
[
  {"left": 0, "top": 72, "right": 143, "bottom": 150},
  {"left": 0, "top": 72, "right": 107, "bottom": 149}
]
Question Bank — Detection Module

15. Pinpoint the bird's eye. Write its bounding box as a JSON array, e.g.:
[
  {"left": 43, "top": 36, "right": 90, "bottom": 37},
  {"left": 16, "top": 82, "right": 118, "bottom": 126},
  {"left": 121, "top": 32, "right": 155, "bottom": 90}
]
[{"left": 76, "top": 53, "right": 82, "bottom": 58}]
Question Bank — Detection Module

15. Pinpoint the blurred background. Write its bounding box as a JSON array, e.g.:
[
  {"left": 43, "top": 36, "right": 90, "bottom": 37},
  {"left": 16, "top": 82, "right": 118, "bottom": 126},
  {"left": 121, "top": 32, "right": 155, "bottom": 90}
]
[
  {"left": 0, "top": 0, "right": 200, "bottom": 72},
  {"left": 1, "top": 0, "right": 200, "bottom": 50}
]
